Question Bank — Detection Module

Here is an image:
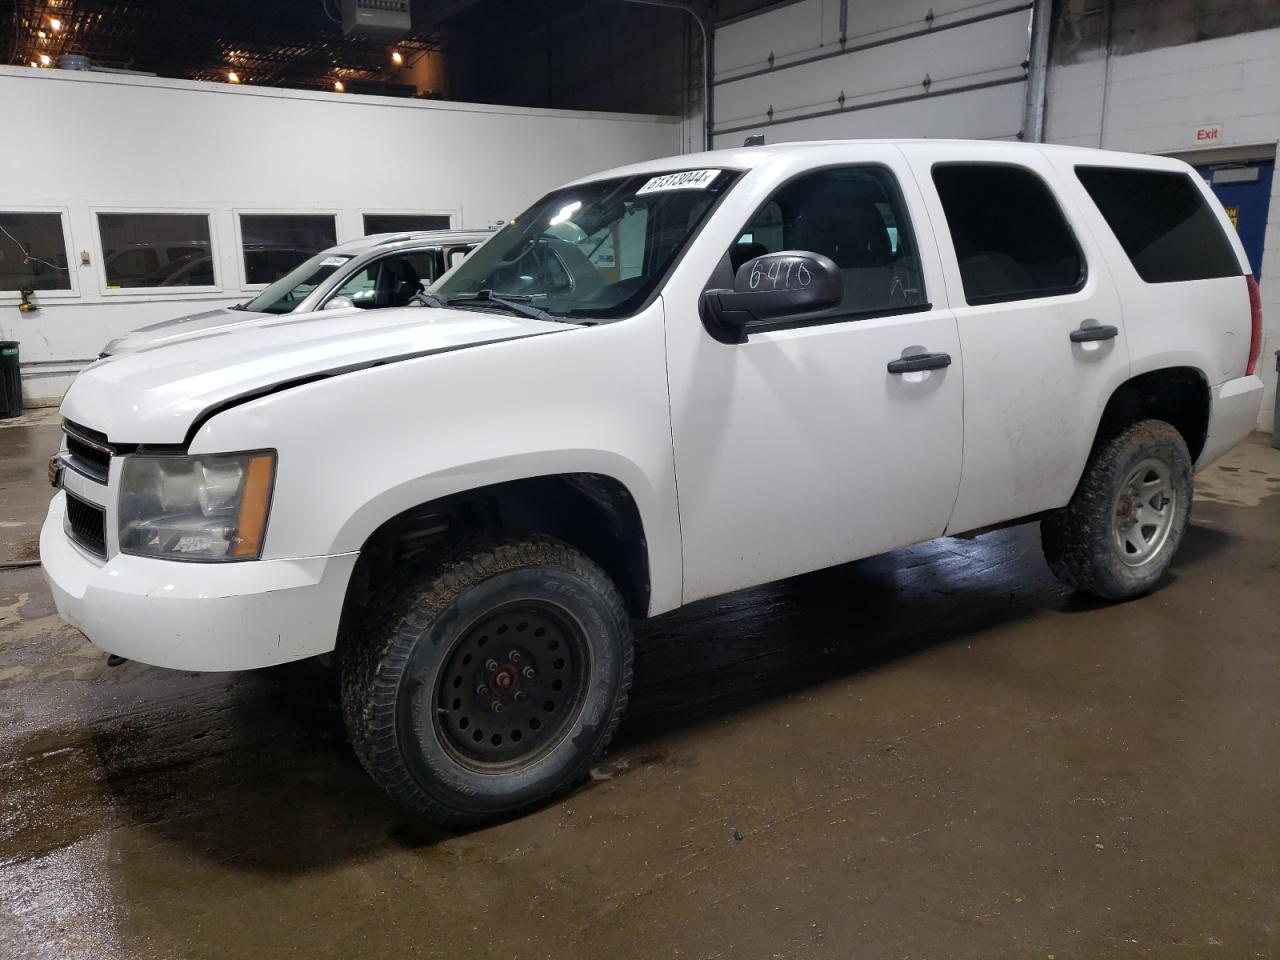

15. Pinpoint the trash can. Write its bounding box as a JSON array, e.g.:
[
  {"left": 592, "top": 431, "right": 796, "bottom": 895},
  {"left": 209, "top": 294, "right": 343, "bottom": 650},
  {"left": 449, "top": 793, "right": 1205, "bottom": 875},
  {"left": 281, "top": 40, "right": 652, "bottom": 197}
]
[{"left": 0, "top": 341, "right": 21, "bottom": 420}]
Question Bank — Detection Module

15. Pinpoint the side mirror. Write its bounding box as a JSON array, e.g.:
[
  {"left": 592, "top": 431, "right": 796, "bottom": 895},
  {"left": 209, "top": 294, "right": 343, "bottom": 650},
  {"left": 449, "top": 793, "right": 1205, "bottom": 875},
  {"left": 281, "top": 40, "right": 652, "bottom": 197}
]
[
  {"left": 701, "top": 251, "right": 842, "bottom": 334},
  {"left": 322, "top": 295, "right": 355, "bottom": 311}
]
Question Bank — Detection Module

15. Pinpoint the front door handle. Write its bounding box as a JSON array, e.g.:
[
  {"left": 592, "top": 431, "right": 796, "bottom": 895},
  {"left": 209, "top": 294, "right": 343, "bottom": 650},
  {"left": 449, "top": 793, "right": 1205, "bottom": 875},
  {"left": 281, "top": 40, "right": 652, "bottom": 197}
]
[
  {"left": 1070, "top": 323, "right": 1119, "bottom": 343},
  {"left": 887, "top": 352, "right": 952, "bottom": 374}
]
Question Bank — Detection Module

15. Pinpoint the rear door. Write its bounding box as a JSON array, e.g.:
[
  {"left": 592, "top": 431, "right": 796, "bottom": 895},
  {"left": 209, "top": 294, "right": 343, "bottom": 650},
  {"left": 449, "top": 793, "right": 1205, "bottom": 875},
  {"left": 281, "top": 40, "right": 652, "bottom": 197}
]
[{"left": 903, "top": 144, "right": 1130, "bottom": 533}]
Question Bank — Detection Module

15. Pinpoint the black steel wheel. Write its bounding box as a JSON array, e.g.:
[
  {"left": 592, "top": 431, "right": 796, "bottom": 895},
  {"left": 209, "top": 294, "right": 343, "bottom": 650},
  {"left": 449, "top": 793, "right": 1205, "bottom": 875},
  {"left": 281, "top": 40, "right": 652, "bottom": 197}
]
[
  {"left": 341, "top": 536, "right": 633, "bottom": 826},
  {"left": 434, "top": 602, "right": 590, "bottom": 769}
]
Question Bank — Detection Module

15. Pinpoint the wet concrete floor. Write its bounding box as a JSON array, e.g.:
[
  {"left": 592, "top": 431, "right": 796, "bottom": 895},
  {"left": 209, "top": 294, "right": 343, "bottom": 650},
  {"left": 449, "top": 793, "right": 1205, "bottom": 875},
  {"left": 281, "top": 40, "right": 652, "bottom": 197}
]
[{"left": 2, "top": 410, "right": 1278, "bottom": 959}]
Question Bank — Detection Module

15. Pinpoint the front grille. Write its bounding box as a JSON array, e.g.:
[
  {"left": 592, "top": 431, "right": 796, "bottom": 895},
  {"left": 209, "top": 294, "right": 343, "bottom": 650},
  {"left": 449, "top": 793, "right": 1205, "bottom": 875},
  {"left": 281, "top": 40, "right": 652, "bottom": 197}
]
[
  {"left": 65, "top": 492, "right": 107, "bottom": 559},
  {"left": 63, "top": 420, "right": 114, "bottom": 483}
]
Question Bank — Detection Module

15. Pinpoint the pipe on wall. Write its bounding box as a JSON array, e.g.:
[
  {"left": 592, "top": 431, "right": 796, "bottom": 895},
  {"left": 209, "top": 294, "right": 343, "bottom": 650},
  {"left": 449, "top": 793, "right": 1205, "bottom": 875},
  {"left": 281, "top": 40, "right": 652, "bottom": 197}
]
[
  {"left": 614, "top": 0, "right": 713, "bottom": 151},
  {"left": 1023, "top": 0, "right": 1053, "bottom": 141}
]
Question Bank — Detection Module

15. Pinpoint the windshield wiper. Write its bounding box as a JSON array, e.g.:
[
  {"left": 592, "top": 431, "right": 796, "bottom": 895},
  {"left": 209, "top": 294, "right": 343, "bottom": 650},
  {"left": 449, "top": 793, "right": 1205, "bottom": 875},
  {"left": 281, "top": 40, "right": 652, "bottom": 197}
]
[
  {"left": 444, "top": 290, "right": 561, "bottom": 323},
  {"left": 411, "top": 290, "right": 447, "bottom": 308}
]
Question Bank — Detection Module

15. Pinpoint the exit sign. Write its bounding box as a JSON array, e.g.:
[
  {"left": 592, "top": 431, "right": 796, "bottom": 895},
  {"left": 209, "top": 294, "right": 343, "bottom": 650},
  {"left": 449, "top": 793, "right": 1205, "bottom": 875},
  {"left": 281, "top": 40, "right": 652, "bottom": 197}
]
[{"left": 1194, "top": 123, "right": 1223, "bottom": 144}]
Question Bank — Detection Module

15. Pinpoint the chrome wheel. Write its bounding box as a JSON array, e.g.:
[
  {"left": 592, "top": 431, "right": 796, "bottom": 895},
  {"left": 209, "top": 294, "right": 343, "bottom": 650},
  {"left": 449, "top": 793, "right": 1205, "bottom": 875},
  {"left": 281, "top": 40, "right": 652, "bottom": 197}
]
[{"left": 1111, "top": 457, "right": 1177, "bottom": 567}]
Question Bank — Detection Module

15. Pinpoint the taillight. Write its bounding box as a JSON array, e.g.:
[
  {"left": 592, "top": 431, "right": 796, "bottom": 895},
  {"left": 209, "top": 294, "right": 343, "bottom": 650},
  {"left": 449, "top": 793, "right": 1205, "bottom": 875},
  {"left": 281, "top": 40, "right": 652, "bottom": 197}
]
[{"left": 1246, "top": 275, "right": 1263, "bottom": 376}]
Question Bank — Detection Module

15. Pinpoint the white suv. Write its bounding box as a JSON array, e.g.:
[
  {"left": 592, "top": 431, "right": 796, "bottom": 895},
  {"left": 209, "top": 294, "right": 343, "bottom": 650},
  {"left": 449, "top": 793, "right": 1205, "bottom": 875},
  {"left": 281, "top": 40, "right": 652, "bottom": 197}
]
[{"left": 41, "top": 141, "right": 1265, "bottom": 824}]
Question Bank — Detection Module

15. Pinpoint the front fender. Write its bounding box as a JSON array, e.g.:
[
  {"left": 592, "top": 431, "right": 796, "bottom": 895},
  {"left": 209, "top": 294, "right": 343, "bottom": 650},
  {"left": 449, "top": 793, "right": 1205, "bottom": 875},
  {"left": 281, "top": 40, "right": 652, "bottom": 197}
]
[
  {"left": 331, "top": 448, "right": 676, "bottom": 612},
  {"left": 188, "top": 305, "right": 682, "bottom": 614}
]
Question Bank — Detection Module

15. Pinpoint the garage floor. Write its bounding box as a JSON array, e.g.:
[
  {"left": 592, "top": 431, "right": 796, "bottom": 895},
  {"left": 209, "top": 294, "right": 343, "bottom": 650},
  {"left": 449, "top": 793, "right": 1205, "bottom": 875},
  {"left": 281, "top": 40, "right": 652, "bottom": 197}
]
[{"left": 2, "top": 409, "right": 1278, "bottom": 960}]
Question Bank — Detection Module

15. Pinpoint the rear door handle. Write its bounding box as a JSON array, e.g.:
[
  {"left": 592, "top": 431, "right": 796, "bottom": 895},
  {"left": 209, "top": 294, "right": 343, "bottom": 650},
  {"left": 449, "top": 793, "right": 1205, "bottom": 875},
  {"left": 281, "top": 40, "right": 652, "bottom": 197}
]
[
  {"left": 1069, "top": 323, "right": 1118, "bottom": 343},
  {"left": 887, "top": 352, "right": 952, "bottom": 374}
]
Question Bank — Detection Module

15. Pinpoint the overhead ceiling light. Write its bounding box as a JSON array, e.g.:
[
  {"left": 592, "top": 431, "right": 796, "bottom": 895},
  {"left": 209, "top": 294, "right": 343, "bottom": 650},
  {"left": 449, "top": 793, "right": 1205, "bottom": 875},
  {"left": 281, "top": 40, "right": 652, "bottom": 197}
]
[
  {"left": 333, "top": 80, "right": 345, "bottom": 92},
  {"left": 227, "top": 71, "right": 240, "bottom": 83},
  {"left": 39, "top": 54, "right": 51, "bottom": 66},
  {"left": 391, "top": 50, "right": 403, "bottom": 65},
  {"left": 49, "top": 18, "right": 62, "bottom": 31}
]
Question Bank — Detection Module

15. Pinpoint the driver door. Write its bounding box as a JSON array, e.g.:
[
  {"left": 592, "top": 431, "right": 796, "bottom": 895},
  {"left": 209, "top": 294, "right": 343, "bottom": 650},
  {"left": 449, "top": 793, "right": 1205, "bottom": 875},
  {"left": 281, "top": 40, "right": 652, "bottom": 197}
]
[{"left": 665, "top": 159, "right": 966, "bottom": 603}]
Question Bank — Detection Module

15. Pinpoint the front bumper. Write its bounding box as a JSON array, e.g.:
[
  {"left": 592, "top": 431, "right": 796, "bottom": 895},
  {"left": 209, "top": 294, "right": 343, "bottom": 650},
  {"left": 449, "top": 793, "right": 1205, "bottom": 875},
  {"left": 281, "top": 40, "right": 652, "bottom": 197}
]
[
  {"left": 40, "top": 492, "right": 359, "bottom": 672},
  {"left": 1198, "top": 374, "right": 1265, "bottom": 470}
]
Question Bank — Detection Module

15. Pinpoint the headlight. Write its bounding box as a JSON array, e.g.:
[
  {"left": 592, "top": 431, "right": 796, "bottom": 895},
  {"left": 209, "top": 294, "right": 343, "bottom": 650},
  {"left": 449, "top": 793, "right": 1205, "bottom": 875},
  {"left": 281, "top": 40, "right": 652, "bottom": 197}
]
[{"left": 118, "top": 451, "right": 276, "bottom": 561}]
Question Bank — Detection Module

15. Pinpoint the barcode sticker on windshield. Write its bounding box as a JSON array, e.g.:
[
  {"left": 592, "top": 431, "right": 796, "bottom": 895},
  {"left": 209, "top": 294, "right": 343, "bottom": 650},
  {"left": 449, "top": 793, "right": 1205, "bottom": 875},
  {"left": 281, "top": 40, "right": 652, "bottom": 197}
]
[
  {"left": 636, "top": 169, "right": 722, "bottom": 194},
  {"left": 319, "top": 256, "right": 350, "bottom": 267}
]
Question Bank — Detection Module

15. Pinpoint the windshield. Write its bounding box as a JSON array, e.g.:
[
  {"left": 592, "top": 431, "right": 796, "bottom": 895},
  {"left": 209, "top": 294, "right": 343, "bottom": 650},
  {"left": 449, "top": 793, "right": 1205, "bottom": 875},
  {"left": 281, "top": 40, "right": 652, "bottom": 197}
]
[
  {"left": 244, "top": 251, "right": 354, "bottom": 315},
  {"left": 432, "top": 169, "right": 737, "bottom": 319}
]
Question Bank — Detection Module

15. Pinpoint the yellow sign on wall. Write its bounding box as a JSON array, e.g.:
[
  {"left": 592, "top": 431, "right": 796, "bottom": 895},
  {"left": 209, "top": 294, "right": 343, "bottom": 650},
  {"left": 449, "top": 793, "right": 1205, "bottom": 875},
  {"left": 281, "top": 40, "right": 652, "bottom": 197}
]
[{"left": 1224, "top": 205, "right": 1239, "bottom": 229}]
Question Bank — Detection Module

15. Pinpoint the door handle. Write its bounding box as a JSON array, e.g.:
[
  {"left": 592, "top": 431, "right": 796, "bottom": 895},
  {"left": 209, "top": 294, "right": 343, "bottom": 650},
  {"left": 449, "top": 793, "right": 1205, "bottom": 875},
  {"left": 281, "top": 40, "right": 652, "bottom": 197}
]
[
  {"left": 887, "top": 352, "right": 952, "bottom": 374},
  {"left": 1069, "top": 323, "right": 1119, "bottom": 343}
]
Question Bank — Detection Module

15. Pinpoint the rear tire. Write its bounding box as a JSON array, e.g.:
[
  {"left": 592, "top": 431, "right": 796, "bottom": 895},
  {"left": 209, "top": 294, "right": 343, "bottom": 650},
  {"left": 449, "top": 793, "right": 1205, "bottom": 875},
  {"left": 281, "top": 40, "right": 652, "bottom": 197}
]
[
  {"left": 1041, "top": 419, "right": 1192, "bottom": 601},
  {"left": 341, "top": 536, "right": 633, "bottom": 826}
]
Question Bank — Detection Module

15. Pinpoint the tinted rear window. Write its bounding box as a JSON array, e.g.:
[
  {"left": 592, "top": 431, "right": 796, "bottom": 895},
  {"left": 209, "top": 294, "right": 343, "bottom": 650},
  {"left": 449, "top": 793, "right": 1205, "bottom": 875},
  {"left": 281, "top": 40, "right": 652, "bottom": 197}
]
[
  {"left": 1075, "top": 166, "right": 1242, "bottom": 283},
  {"left": 932, "top": 164, "right": 1085, "bottom": 305}
]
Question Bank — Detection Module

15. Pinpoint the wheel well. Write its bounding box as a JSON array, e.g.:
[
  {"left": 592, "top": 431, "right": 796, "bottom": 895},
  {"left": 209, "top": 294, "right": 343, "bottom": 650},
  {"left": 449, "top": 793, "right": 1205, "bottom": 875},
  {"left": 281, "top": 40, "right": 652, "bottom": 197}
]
[
  {"left": 1097, "top": 367, "right": 1210, "bottom": 462},
  {"left": 342, "top": 474, "right": 651, "bottom": 624}
]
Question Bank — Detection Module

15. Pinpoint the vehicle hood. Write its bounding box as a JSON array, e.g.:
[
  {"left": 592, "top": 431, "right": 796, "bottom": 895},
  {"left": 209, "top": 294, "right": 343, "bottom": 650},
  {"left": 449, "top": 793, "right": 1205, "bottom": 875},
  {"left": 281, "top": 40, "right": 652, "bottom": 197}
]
[
  {"left": 62, "top": 306, "right": 571, "bottom": 443},
  {"left": 104, "top": 306, "right": 268, "bottom": 356}
]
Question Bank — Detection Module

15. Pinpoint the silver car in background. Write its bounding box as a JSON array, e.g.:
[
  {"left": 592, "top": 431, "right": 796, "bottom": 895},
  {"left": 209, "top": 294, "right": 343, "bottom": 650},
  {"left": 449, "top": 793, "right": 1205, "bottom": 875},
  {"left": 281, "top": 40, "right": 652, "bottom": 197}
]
[{"left": 101, "top": 228, "right": 495, "bottom": 356}]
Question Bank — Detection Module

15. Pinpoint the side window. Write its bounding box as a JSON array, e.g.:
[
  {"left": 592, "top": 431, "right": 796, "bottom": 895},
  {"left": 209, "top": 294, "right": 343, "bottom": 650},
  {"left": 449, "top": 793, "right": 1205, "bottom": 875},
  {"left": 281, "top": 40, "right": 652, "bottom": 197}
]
[
  {"left": 405, "top": 252, "right": 437, "bottom": 285},
  {"left": 1075, "top": 166, "right": 1242, "bottom": 283},
  {"left": 730, "top": 166, "right": 927, "bottom": 317},
  {"left": 330, "top": 254, "right": 431, "bottom": 309},
  {"left": 931, "top": 164, "right": 1085, "bottom": 305},
  {"left": 0, "top": 212, "right": 72, "bottom": 291},
  {"left": 330, "top": 263, "right": 378, "bottom": 308},
  {"left": 736, "top": 201, "right": 783, "bottom": 253}
]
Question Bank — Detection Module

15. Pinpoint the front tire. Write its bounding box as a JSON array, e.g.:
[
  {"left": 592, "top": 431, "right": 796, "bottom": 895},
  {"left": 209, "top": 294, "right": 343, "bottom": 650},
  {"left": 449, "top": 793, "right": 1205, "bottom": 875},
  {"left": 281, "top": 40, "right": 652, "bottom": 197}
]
[
  {"left": 1041, "top": 419, "right": 1192, "bottom": 601},
  {"left": 341, "top": 537, "right": 633, "bottom": 826}
]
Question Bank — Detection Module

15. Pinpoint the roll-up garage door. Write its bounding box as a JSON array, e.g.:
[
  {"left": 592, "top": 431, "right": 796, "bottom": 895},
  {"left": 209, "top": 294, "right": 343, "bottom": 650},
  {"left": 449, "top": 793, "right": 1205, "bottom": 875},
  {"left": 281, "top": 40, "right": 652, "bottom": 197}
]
[{"left": 713, "top": 0, "right": 1035, "bottom": 146}]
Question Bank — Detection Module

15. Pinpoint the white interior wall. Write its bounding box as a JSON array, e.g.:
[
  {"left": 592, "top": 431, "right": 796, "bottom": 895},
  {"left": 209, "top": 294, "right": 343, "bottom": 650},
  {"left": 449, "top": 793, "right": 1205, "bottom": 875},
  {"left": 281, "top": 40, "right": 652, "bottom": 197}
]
[
  {"left": 1045, "top": 27, "right": 1280, "bottom": 153},
  {"left": 1046, "top": 27, "right": 1280, "bottom": 430},
  {"left": 0, "top": 66, "right": 680, "bottom": 402},
  {"left": 711, "top": 0, "right": 1033, "bottom": 146}
]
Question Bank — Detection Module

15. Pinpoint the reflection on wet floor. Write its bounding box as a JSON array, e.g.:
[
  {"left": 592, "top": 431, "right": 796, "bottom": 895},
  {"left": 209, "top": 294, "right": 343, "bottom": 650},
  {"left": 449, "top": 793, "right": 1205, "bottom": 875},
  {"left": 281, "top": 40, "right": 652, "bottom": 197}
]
[{"left": 2, "top": 424, "right": 1278, "bottom": 959}]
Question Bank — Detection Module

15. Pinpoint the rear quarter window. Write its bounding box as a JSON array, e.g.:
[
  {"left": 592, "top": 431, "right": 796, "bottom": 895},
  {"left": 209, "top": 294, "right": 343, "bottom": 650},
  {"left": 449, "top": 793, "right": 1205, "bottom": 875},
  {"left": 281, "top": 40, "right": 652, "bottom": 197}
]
[{"left": 1075, "top": 166, "right": 1242, "bottom": 283}]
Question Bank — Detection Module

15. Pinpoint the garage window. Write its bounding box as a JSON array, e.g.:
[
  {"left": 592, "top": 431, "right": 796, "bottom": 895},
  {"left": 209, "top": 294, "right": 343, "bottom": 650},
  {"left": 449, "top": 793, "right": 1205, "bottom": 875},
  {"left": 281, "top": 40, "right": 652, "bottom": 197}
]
[
  {"left": 731, "top": 165, "right": 927, "bottom": 320},
  {"left": 932, "top": 164, "right": 1086, "bottom": 305},
  {"left": 1075, "top": 166, "right": 1242, "bottom": 283},
  {"left": 0, "top": 212, "right": 72, "bottom": 291},
  {"left": 363, "top": 213, "right": 451, "bottom": 235},
  {"left": 239, "top": 214, "right": 338, "bottom": 285},
  {"left": 98, "top": 213, "right": 215, "bottom": 289}
]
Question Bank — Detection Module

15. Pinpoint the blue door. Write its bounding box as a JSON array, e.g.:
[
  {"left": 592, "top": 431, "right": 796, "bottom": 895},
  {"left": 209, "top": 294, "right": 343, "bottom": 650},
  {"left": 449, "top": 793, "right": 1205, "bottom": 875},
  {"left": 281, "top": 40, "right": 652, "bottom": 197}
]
[{"left": 1196, "top": 160, "right": 1273, "bottom": 279}]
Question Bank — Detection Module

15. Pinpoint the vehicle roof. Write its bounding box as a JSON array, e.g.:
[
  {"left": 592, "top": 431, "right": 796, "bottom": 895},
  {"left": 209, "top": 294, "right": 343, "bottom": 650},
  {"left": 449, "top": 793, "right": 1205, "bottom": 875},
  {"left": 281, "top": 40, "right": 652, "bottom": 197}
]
[
  {"left": 567, "top": 139, "right": 1188, "bottom": 186},
  {"left": 328, "top": 228, "right": 496, "bottom": 255}
]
